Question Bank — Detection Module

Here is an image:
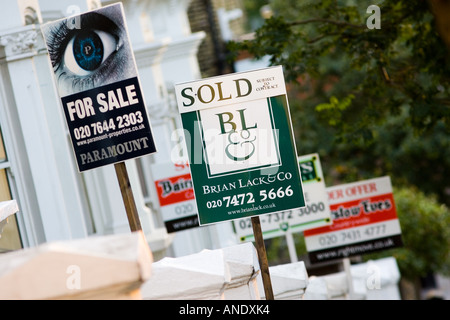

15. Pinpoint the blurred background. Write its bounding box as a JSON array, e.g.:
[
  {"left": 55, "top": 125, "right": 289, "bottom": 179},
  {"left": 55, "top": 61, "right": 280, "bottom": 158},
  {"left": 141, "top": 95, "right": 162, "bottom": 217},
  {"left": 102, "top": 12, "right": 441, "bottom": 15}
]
[{"left": 0, "top": 0, "right": 448, "bottom": 299}]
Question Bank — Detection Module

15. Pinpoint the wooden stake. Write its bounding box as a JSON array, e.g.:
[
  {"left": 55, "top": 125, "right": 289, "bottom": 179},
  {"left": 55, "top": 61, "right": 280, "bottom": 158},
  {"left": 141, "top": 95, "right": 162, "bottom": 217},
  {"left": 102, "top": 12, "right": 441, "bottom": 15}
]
[
  {"left": 251, "top": 216, "right": 274, "bottom": 300},
  {"left": 114, "top": 161, "right": 142, "bottom": 232}
]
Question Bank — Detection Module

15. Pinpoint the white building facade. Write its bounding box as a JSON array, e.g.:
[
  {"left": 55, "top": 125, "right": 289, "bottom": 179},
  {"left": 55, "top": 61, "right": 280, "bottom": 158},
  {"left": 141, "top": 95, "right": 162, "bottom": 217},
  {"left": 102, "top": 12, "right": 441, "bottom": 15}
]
[{"left": 0, "top": 0, "right": 237, "bottom": 259}]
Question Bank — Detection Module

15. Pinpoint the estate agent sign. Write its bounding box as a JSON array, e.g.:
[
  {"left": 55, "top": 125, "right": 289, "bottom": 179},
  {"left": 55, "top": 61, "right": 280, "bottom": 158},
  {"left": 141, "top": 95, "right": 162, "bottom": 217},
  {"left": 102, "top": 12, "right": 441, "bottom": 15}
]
[
  {"left": 175, "top": 66, "right": 305, "bottom": 225},
  {"left": 151, "top": 161, "right": 199, "bottom": 232},
  {"left": 304, "top": 176, "right": 403, "bottom": 263},
  {"left": 41, "top": 3, "right": 157, "bottom": 172}
]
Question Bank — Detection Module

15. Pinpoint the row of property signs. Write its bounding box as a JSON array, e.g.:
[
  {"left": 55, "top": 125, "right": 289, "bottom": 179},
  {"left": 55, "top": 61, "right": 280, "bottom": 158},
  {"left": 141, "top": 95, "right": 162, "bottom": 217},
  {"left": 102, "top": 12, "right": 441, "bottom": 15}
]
[
  {"left": 237, "top": 170, "right": 403, "bottom": 263},
  {"left": 166, "top": 65, "right": 403, "bottom": 263},
  {"left": 151, "top": 153, "right": 329, "bottom": 235},
  {"left": 152, "top": 152, "right": 403, "bottom": 263},
  {"left": 40, "top": 3, "right": 402, "bottom": 263}
]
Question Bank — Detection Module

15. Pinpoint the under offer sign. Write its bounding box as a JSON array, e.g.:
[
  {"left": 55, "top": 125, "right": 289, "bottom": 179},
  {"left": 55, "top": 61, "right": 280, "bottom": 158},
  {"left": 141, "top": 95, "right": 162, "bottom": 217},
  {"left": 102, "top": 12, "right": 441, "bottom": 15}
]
[
  {"left": 175, "top": 66, "right": 305, "bottom": 225},
  {"left": 304, "top": 176, "right": 403, "bottom": 263}
]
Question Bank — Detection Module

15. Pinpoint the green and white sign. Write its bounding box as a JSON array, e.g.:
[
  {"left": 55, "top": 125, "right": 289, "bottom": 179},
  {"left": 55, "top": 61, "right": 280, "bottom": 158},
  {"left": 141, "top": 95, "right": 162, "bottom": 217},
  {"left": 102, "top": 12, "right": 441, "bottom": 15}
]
[
  {"left": 234, "top": 153, "right": 332, "bottom": 241},
  {"left": 175, "top": 66, "right": 305, "bottom": 225}
]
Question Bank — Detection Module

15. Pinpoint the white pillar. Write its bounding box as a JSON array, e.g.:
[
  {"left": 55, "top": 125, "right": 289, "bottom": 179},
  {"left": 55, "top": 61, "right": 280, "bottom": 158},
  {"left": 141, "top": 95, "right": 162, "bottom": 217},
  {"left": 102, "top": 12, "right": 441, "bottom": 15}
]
[{"left": 0, "top": 25, "right": 88, "bottom": 241}]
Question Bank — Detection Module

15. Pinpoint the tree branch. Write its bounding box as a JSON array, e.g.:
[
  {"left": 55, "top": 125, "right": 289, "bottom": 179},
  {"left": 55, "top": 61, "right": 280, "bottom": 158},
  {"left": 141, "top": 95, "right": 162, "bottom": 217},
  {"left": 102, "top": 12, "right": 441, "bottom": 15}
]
[
  {"left": 288, "top": 18, "right": 365, "bottom": 29},
  {"left": 428, "top": 0, "right": 450, "bottom": 49},
  {"left": 307, "top": 32, "right": 340, "bottom": 43}
]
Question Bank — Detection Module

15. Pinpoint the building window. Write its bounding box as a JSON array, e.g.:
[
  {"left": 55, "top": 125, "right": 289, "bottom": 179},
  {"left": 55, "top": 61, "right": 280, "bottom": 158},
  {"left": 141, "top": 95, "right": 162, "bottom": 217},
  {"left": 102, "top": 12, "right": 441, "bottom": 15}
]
[{"left": 0, "top": 128, "right": 22, "bottom": 253}]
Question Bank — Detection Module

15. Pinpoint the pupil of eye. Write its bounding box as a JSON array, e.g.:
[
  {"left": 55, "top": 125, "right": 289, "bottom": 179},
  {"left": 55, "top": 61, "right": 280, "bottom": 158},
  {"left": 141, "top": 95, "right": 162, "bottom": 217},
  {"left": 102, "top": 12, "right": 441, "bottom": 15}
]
[{"left": 73, "top": 31, "right": 104, "bottom": 71}]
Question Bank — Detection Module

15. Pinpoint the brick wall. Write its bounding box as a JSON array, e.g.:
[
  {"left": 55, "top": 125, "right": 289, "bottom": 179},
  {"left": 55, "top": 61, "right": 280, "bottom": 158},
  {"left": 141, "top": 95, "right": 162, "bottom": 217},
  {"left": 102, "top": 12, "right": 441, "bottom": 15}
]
[{"left": 188, "top": 0, "right": 246, "bottom": 78}]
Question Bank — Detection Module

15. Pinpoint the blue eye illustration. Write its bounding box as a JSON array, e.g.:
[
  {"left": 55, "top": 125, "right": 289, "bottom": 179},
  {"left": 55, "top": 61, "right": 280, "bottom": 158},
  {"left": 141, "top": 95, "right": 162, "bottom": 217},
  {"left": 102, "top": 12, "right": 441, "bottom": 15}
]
[
  {"left": 73, "top": 30, "right": 104, "bottom": 71},
  {"left": 64, "top": 29, "right": 117, "bottom": 76},
  {"left": 42, "top": 9, "right": 136, "bottom": 96}
]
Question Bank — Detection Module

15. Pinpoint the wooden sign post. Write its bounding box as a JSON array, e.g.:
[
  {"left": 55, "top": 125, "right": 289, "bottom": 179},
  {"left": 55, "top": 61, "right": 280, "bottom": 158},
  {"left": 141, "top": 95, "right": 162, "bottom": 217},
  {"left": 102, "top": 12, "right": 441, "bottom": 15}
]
[
  {"left": 251, "top": 216, "right": 274, "bottom": 300},
  {"left": 115, "top": 162, "right": 142, "bottom": 232}
]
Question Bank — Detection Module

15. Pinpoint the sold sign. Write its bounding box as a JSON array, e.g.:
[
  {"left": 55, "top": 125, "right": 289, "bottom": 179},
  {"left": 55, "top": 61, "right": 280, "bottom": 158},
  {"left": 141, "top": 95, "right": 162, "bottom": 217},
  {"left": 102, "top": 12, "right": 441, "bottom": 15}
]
[{"left": 175, "top": 66, "right": 306, "bottom": 225}]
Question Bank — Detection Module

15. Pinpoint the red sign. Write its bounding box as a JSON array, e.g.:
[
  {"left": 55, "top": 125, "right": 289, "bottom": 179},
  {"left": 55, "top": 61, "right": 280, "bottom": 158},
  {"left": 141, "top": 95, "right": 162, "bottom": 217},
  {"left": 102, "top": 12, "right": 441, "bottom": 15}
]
[
  {"left": 304, "top": 193, "right": 397, "bottom": 236},
  {"left": 304, "top": 176, "right": 403, "bottom": 263},
  {"left": 155, "top": 173, "right": 194, "bottom": 206},
  {"left": 151, "top": 161, "right": 199, "bottom": 233}
]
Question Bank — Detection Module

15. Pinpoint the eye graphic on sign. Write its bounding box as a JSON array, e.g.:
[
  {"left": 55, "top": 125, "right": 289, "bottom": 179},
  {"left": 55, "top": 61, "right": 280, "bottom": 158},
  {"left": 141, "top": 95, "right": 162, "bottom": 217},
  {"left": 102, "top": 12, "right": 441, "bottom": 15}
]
[
  {"left": 41, "top": 3, "right": 157, "bottom": 172},
  {"left": 42, "top": 8, "right": 136, "bottom": 96},
  {"left": 65, "top": 29, "right": 118, "bottom": 75},
  {"left": 225, "top": 129, "right": 256, "bottom": 161}
]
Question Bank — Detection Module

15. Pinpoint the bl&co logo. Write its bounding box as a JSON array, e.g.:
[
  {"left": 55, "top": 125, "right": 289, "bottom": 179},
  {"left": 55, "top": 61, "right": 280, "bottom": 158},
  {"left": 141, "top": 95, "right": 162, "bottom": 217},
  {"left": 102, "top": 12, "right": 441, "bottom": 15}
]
[
  {"left": 216, "top": 108, "right": 257, "bottom": 161},
  {"left": 198, "top": 98, "right": 281, "bottom": 178}
]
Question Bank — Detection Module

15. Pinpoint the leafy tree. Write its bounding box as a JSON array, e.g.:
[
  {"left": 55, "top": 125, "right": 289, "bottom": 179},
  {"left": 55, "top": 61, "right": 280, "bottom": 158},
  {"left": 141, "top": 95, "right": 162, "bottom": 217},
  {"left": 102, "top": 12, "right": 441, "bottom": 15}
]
[
  {"left": 230, "top": 0, "right": 450, "bottom": 135},
  {"left": 228, "top": 0, "right": 450, "bottom": 206}
]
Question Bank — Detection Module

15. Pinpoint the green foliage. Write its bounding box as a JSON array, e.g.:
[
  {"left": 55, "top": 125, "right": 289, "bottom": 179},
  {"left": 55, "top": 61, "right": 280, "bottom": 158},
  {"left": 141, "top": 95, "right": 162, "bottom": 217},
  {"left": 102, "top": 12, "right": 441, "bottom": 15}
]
[
  {"left": 228, "top": 0, "right": 450, "bottom": 139},
  {"left": 366, "top": 187, "right": 450, "bottom": 279},
  {"left": 315, "top": 94, "right": 355, "bottom": 126}
]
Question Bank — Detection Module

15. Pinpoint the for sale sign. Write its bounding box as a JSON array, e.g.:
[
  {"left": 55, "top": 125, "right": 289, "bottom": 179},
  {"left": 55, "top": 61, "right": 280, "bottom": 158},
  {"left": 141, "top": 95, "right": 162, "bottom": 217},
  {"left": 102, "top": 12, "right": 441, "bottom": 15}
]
[
  {"left": 41, "top": 3, "right": 156, "bottom": 171},
  {"left": 151, "top": 161, "right": 199, "bottom": 232},
  {"left": 234, "top": 153, "right": 332, "bottom": 241},
  {"left": 175, "top": 66, "right": 305, "bottom": 225},
  {"left": 304, "top": 176, "right": 403, "bottom": 263}
]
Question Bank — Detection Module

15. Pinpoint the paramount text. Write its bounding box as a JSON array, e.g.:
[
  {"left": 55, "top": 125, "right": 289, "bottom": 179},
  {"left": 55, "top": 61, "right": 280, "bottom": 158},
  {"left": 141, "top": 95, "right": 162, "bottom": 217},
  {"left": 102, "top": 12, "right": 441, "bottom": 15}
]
[{"left": 80, "top": 137, "right": 151, "bottom": 165}]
